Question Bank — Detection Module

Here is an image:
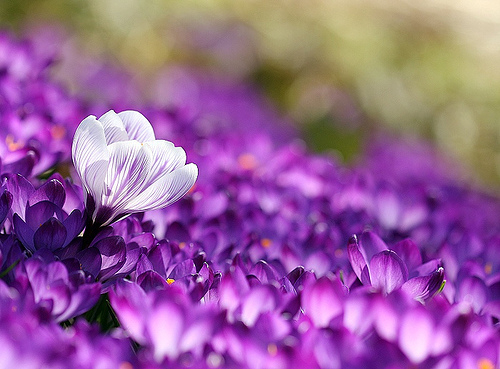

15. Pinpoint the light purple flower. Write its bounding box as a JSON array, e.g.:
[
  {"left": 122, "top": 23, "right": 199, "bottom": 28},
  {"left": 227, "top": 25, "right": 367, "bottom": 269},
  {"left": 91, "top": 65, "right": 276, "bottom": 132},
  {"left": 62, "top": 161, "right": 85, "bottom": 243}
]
[
  {"left": 72, "top": 110, "right": 198, "bottom": 227},
  {"left": 347, "top": 231, "right": 444, "bottom": 299}
]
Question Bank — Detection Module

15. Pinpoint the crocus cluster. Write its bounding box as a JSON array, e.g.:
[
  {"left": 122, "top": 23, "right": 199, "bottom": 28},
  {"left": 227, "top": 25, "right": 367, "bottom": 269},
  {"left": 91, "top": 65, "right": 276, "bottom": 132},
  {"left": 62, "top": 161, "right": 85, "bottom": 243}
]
[{"left": 0, "top": 30, "right": 499, "bottom": 369}]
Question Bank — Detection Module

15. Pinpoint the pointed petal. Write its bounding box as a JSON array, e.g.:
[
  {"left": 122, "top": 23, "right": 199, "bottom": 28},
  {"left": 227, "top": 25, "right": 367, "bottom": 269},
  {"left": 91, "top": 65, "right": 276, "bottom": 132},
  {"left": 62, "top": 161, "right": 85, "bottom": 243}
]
[
  {"left": 94, "top": 236, "right": 126, "bottom": 280},
  {"left": 13, "top": 213, "right": 35, "bottom": 252},
  {"left": 137, "top": 270, "right": 168, "bottom": 292},
  {"left": 369, "top": 250, "right": 408, "bottom": 294},
  {"left": 62, "top": 209, "right": 85, "bottom": 246},
  {"left": 148, "top": 299, "right": 183, "bottom": 361},
  {"left": 140, "top": 140, "right": 187, "bottom": 186},
  {"left": 125, "top": 163, "right": 197, "bottom": 212},
  {"left": 4, "top": 173, "right": 34, "bottom": 219},
  {"left": 29, "top": 178, "right": 66, "bottom": 209},
  {"left": 347, "top": 235, "right": 368, "bottom": 283},
  {"left": 33, "top": 218, "right": 67, "bottom": 251},
  {"left": 109, "top": 280, "right": 149, "bottom": 344},
  {"left": 102, "top": 141, "right": 152, "bottom": 216},
  {"left": 76, "top": 247, "right": 102, "bottom": 278},
  {"left": 391, "top": 238, "right": 422, "bottom": 273},
  {"left": 118, "top": 110, "right": 156, "bottom": 142},
  {"left": 399, "top": 307, "right": 434, "bottom": 363},
  {"left": 25, "top": 201, "right": 61, "bottom": 230},
  {"left": 98, "top": 110, "right": 129, "bottom": 144},
  {"left": 302, "top": 276, "right": 344, "bottom": 327},
  {"left": 401, "top": 267, "right": 444, "bottom": 302},
  {"left": 455, "top": 276, "right": 489, "bottom": 314},
  {"left": 72, "top": 115, "right": 109, "bottom": 203},
  {"left": 360, "top": 231, "right": 388, "bottom": 261}
]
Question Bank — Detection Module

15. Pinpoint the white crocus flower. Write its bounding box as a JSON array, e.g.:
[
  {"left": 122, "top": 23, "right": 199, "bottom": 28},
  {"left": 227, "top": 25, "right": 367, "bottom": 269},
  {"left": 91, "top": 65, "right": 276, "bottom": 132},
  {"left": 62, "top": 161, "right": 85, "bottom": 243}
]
[{"left": 72, "top": 110, "right": 198, "bottom": 227}]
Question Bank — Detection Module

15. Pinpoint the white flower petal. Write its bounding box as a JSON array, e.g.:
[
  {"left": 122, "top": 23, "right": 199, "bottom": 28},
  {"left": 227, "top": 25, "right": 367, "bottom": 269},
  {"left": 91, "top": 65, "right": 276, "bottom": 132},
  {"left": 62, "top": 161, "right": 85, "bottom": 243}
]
[
  {"left": 125, "top": 163, "right": 198, "bottom": 212},
  {"left": 102, "top": 141, "right": 152, "bottom": 216},
  {"left": 98, "top": 110, "right": 129, "bottom": 144},
  {"left": 71, "top": 115, "right": 109, "bottom": 202},
  {"left": 118, "top": 110, "right": 156, "bottom": 143},
  {"left": 72, "top": 110, "right": 197, "bottom": 226},
  {"left": 141, "top": 140, "right": 187, "bottom": 187}
]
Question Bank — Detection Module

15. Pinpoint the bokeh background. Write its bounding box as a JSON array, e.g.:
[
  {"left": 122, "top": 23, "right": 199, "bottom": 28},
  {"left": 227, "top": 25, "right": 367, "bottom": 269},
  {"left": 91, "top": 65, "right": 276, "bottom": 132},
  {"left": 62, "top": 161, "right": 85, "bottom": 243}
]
[{"left": 2, "top": 0, "right": 500, "bottom": 188}]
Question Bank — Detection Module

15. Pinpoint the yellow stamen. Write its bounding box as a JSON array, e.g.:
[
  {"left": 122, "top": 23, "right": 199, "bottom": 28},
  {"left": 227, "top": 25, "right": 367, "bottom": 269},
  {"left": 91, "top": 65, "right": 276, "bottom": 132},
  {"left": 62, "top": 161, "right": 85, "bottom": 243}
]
[
  {"left": 166, "top": 278, "right": 175, "bottom": 285},
  {"left": 484, "top": 263, "right": 493, "bottom": 275},
  {"left": 5, "top": 134, "right": 24, "bottom": 151},
  {"left": 267, "top": 343, "right": 278, "bottom": 356},
  {"left": 261, "top": 238, "right": 272, "bottom": 248},
  {"left": 50, "top": 125, "right": 66, "bottom": 140},
  {"left": 238, "top": 153, "right": 258, "bottom": 170},
  {"left": 477, "top": 358, "right": 495, "bottom": 369},
  {"left": 119, "top": 362, "right": 134, "bottom": 369}
]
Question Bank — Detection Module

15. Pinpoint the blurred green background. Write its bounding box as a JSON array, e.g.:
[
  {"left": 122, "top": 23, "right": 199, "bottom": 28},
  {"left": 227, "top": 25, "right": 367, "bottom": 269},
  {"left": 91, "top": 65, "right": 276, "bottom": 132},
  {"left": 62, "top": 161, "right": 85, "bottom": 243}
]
[{"left": 2, "top": 0, "right": 500, "bottom": 188}]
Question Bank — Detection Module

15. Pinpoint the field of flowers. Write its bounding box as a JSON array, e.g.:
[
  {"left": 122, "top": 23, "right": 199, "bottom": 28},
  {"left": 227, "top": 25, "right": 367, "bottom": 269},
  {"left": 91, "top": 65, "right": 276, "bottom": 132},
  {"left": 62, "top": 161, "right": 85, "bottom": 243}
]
[{"left": 0, "top": 28, "right": 499, "bottom": 368}]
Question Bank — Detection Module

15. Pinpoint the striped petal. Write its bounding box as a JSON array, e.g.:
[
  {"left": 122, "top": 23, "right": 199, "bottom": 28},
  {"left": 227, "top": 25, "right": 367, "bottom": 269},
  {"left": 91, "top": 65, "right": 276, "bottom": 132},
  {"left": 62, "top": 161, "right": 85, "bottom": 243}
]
[
  {"left": 71, "top": 116, "right": 109, "bottom": 203},
  {"left": 98, "top": 110, "right": 129, "bottom": 144},
  {"left": 100, "top": 141, "right": 152, "bottom": 221},
  {"left": 118, "top": 110, "right": 156, "bottom": 143},
  {"left": 125, "top": 163, "right": 197, "bottom": 212}
]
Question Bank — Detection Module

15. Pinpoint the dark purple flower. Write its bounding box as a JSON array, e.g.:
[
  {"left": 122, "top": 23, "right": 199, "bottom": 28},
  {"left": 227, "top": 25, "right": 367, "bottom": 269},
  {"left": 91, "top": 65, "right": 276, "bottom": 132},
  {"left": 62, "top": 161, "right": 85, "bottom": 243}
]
[
  {"left": 11, "top": 255, "right": 101, "bottom": 322},
  {"left": 6, "top": 173, "right": 85, "bottom": 253}
]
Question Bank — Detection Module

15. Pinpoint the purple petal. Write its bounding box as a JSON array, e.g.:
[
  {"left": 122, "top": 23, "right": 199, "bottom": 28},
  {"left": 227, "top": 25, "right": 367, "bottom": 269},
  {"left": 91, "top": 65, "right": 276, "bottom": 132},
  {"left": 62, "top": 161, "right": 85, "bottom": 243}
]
[
  {"left": 62, "top": 209, "right": 85, "bottom": 246},
  {"left": 25, "top": 201, "right": 61, "bottom": 231},
  {"left": 13, "top": 213, "right": 35, "bottom": 252},
  {"left": 147, "top": 299, "right": 184, "bottom": 360},
  {"left": 241, "top": 285, "right": 277, "bottom": 327},
  {"left": 137, "top": 270, "right": 168, "bottom": 292},
  {"left": 165, "top": 221, "right": 190, "bottom": 243},
  {"left": 455, "top": 276, "right": 489, "bottom": 314},
  {"left": 250, "top": 260, "right": 280, "bottom": 284},
  {"left": 33, "top": 218, "right": 67, "bottom": 251},
  {"left": 136, "top": 253, "right": 155, "bottom": 276},
  {"left": 94, "top": 236, "right": 126, "bottom": 280},
  {"left": 302, "top": 276, "right": 344, "bottom": 327},
  {"left": 347, "top": 235, "right": 368, "bottom": 283},
  {"left": 29, "top": 178, "right": 65, "bottom": 208},
  {"left": 4, "top": 173, "right": 34, "bottom": 219},
  {"left": 401, "top": 267, "right": 444, "bottom": 302},
  {"left": 114, "top": 242, "right": 143, "bottom": 276},
  {"left": 109, "top": 279, "right": 149, "bottom": 344},
  {"left": 369, "top": 250, "right": 408, "bottom": 294},
  {"left": 56, "top": 282, "right": 101, "bottom": 322},
  {"left": 398, "top": 307, "right": 434, "bottom": 363},
  {"left": 391, "top": 238, "right": 422, "bottom": 273},
  {"left": 147, "top": 240, "right": 172, "bottom": 278},
  {"left": 0, "top": 190, "right": 13, "bottom": 223},
  {"left": 76, "top": 247, "right": 102, "bottom": 278},
  {"left": 168, "top": 259, "right": 196, "bottom": 280},
  {"left": 360, "top": 231, "right": 388, "bottom": 261}
]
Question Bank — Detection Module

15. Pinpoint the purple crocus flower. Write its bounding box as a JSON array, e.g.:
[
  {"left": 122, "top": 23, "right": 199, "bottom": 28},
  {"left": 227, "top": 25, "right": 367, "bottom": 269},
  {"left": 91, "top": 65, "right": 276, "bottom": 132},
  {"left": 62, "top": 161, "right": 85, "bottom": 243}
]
[
  {"left": 72, "top": 110, "right": 198, "bottom": 229},
  {"left": 11, "top": 254, "right": 101, "bottom": 322},
  {"left": 347, "top": 231, "right": 444, "bottom": 300},
  {"left": 6, "top": 173, "right": 85, "bottom": 254},
  {"left": 109, "top": 279, "right": 220, "bottom": 364}
]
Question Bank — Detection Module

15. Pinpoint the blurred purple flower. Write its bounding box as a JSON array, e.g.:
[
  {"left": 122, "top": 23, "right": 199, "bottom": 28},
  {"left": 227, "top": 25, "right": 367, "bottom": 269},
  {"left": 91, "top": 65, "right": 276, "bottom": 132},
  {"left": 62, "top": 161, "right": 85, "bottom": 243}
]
[{"left": 347, "top": 231, "right": 444, "bottom": 299}]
